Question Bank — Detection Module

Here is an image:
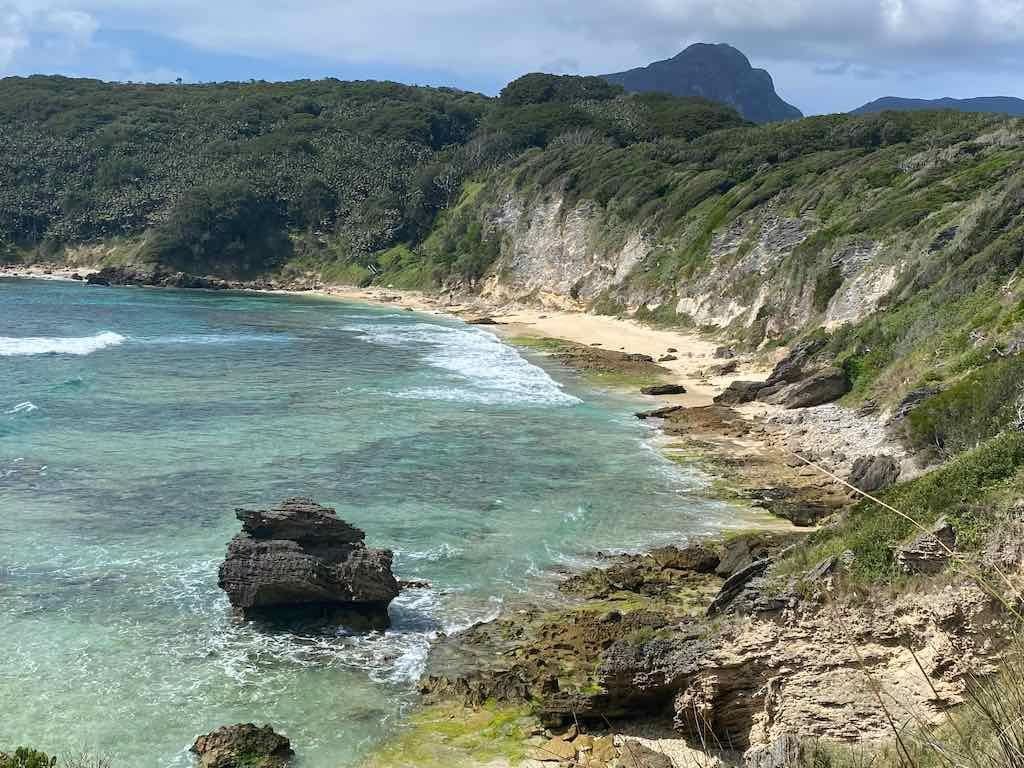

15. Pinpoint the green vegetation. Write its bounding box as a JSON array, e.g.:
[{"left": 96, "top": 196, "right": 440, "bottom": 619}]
[
  {"left": 0, "top": 750, "right": 56, "bottom": 768},
  {"left": 362, "top": 702, "right": 536, "bottom": 768},
  {"left": 906, "top": 356, "right": 1024, "bottom": 456},
  {"left": 0, "top": 72, "right": 743, "bottom": 286},
  {"left": 777, "top": 431, "right": 1024, "bottom": 585}
]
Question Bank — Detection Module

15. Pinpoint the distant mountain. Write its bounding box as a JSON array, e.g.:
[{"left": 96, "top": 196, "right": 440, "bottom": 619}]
[
  {"left": 601, "top": 43, "right": 802, "bottom": 124},
  {"left": 852, "top": 96, "right": 1024, "bottom": 117}
]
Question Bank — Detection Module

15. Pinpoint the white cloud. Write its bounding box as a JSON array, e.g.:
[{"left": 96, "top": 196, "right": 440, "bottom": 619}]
[{"left": 1, "top": 1, "right": 1023, "bottom": 110}]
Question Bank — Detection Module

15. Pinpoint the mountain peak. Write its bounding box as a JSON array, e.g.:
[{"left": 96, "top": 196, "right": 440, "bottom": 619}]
[{"left": 602, "top": 43, "right": 802, "bottom": 124}]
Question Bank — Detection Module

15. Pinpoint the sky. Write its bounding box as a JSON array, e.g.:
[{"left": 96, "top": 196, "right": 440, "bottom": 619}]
[{"left": 2, "top": 0, "right": 1023, "bottom": 115}]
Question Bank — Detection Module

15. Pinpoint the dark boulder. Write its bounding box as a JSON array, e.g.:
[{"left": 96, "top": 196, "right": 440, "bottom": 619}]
[
  {"left": 707, "top": 558, "right": 771, "bottom": 616},
  {"left": 649, "top": 544, "right": 720, "bottom": 573},
  {"left": 70, "top": 272, "right": 84, "bottom": 281},
  {"left": 466, "top": 316, "right": 500, "bottom": 325},
  {"left": 218, "top": 497, "right": 400, "bottom": 630},
  {"left": 641, "top": 383, "right": 687, "bottom": 396},
  {"left": 635, "top": 405, "right": 685, "bottom": 420},
  {"left": 707, "top": 359, "right": 738, "bottom": 376},
  {"left": 713, "top": 346, "right": 736, "bottom": 359},
  {"left": 895, "top": 518, "right": 955, "bottom": 575},
  {"left": 849, "top": 455, "right": 901, "bottom": 493},
  {"left": 761, "top": 367, "right": 849, "bottom": 409},
  {"left": 714, "top": 380, "right": 764, "bottom": 405},
  {"left": 191, "top": 723, "right": 293, "bottom": 768},
  {"left": 763, "top": 337, "right": 827, "bottom": 388},
  {"left": 85, "top": 273, "right": 111, "bottom": 286}
]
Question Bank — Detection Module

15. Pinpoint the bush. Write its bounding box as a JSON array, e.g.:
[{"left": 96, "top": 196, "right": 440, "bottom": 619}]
[
  {"left": 907, "top": 356, "right": 1024, "bottom": 456},
  {"left": 0, "top": 749, "right": 56, "bottom": 768}
]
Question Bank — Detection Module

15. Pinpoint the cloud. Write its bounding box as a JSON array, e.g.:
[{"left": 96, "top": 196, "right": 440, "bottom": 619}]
[{"left": 1, "top": 1, "right": 1023, "bottom": 111}]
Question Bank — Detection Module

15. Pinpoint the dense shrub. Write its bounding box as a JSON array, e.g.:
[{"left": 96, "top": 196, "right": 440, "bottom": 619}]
[
  {"left": 0, "top": 749, "right": 56, "bottom": 768},
  {"left": 144, "top": 181, "right": 291, "bottom": 277},
  {"left": 907, "top": 356, "right": 1024, "bottom": 456}
]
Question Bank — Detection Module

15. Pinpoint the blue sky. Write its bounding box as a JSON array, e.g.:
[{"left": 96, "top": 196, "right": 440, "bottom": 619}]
[{"left": 3, "top": 1, "right": 1024, "bottom": 115}]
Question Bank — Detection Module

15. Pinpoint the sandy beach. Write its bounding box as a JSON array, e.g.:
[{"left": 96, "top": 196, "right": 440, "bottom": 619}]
[{"left": 325, "top": 285, "right": 774, "bottom": 406}]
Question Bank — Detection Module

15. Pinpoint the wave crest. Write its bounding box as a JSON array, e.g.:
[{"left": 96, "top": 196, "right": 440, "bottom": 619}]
[
  {"left": 0, "top": 331, "right": 126, "bottom": 357},
  {"left": 345, "top": 321, "right": 580, "bottom": 406}
]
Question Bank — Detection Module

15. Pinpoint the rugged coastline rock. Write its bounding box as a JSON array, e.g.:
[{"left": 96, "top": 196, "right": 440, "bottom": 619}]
[
  {"left": 217, "top": 497, "right": 400, "bottom": 629},
  {"left": 849, "top": 454, "right": 901, "bottom": 493},
  {"left": 641, "top": 384, "right": 688, "bottom": 396},
  {"left": 191, "top": 723, "right": 293, "bottom": 768}
]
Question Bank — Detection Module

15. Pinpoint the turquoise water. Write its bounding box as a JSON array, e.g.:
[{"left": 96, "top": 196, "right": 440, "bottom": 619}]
[{"left": 0, "top": 279, "right": 736, "bottom": 766}]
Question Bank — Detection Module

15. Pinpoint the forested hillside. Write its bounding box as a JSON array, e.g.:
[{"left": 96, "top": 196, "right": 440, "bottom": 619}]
[{"left": 0, "top": 74, "right": 742, "bottom": 277}]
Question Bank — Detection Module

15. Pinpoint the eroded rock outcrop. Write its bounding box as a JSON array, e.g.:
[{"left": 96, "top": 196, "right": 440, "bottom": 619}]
[
  {"left": 218, "top": 497, "right": 400, "bottom": 629},
  {"left": 191, "top": 723, "right": 293, "bottom": 768}
]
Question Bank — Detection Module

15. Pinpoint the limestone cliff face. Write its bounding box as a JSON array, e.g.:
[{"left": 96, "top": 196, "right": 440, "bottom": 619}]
[
  {"left": 478, "top": 193, "right": 649, "bottom": 310},
  {"left": 474, "top": 189, "right": 906, "bottom": 341}
]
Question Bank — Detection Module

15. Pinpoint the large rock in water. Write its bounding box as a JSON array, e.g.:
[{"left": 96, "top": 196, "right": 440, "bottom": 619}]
[
  {"left": 191, "top": 723, "right": 293, "bottom": 768},
  {"left": 218, "top": 498, "right": 400, "bottom": 629}
]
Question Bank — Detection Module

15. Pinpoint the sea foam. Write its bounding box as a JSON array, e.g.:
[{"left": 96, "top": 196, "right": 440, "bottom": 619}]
[
  {"left": 345, "top": 321, "right": 580, "bottom": 406},
  {"left": 0, "top": 331, "right": 125, "bottom": 357}
]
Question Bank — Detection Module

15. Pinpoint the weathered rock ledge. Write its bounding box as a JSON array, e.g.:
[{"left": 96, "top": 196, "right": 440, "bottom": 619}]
[
  {"left": 412, "top": 530, "right": 1010, "bottom": 768},
  {"left": 218, "top": 497, "right": 400, "bottom": 630}
]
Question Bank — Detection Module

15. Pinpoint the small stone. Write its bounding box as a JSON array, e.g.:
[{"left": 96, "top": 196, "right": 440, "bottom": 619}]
[
  {"left": 539, "top": 737, "right": 576, "bottom": 762},
  {"left": 574, "top": 735, "right": 595, "bottom": 751},
  {"left": 557, "top": 724, "right": 579, "bottom": 741},
  {"left": 895, "top": 518, "right": 955, "bottom": 574},
  {"left": 592, "top": 736, "right": 617, "bottom": 763}
]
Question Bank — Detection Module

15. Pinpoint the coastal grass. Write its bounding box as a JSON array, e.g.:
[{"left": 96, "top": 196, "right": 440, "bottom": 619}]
[
  {"left": 361, "top": 702, "right": 537, "bottom": 768},
  {"left": 0, "top": 751, "right": 109, "bottom": 768},
  {"left": 774, "top": 430, "right": 1024, "bottom": 588}
]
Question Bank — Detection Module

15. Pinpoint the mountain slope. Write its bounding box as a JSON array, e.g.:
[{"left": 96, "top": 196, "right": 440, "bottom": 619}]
[
  {"left": 602, "top": 43, "right": 802, "bottom": 124},
  {"left": 853, "top": 96, "right": 1024, "bottom": 116}
]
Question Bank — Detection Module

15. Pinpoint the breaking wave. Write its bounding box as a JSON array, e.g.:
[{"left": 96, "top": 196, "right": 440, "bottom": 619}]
[
  {"left": 0, "top": 331, "right": 126, "bottom": 357},
  {"left": 344, "top": 321, "right": 580, "bottom": 406}
]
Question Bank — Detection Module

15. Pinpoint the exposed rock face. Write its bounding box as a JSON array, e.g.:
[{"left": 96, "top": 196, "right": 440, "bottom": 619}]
[
  {"left": 761, "top": 367, "right": 850, "bottom": 409},
  {"left": 714, "top": 380, "right": 765, "bottom": 405},
  {"left": 895, "top": 517, "right": 956, "bottom": 574},
  {"left": 218, "top": 498, "right": 400, "bottom": 629},
  {"left": 707, "top": 558, "right": 771, "bottom": 616},
  {"left": 849, "top": 455, "right": 901, "bottom": 493},
  {"left": 191, "top": 723, "right": 293, "bottom": 768},
  {"left": 762, "top": 338, "right": 827, "bottom": 389}
]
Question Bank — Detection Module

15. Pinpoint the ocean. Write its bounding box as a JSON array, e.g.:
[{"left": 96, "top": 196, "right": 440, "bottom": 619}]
[{"left": 0, "top": 278, "right": 736, "bottom": 766}]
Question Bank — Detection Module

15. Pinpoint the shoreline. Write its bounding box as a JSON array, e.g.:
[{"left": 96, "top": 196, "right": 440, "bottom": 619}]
[{"left": 315, "top": 284, "right": 776, "bottom": 409}]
